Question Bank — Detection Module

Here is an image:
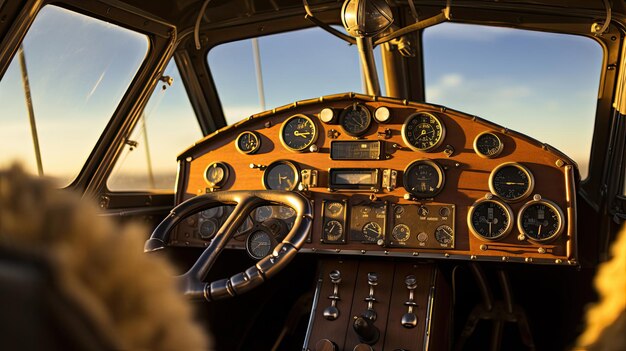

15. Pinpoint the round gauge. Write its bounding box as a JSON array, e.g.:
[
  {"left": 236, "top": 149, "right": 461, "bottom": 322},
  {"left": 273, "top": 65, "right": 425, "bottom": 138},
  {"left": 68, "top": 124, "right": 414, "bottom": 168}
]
[
  {"left": 204, "top": 162, "right": 229, "bottom": 188},
  {"left": 392, "top": 224, "right": 410, "bottom": 242},
  {"left": 319, "top": 108, "right": 336, "bottom": 124},
  {"left": 280, "top": 114, "right": 318, "bottom": 152},
  {"left": 374, "top": 106, "right": 391, "bottom": 123},
  {"left": 473, "top": 132, "right": 503, "bottom": 158},
  {"left": 255, "top": 206, "right": 273, "bottom": 222},
  {"left": 403, "top": 159, "right": 445, "bottom": 198},
  {"left": 362, "top": 222, "right": 383, "bottom": 242},
  {"left": 518, "top": 197, "right": 564, "bottom": 242},
  {"left": 245, "top": 231, "right": 275, "bottom": 259},
  {"left": 435, "top": 225, "right": 453, "bottom": 245},
  {"left": 327, "top": 202, "right": 344, "bottom": 217},
  {"left": 277, "top": 206, "right": 296, "bottom": 219},
  {"left": 324, "top": 220, "right": 343, "bottom": 241},
  {"left": 468, "top": 197, "right": 514, "bottom": 241},
  {"left": 201, "top": 207, "right": 221, "bottom": 219},
  {"left": 340, "top": 104, "right": 372, "bottom": 137},
  {"left": 236, "top": 131, "right": 261, "bottom": 154},
  {"left": 262, "top": 160, "right": 300, "bottom": 191},
  {"left": 199, "top": 219, "right": 218, "bottom": 239},
  {"left": 401, "top": 112, "right": 446, "bottom": 152},
  {"left": 489, "top": 162, "right": 534, "bottom": 202}
]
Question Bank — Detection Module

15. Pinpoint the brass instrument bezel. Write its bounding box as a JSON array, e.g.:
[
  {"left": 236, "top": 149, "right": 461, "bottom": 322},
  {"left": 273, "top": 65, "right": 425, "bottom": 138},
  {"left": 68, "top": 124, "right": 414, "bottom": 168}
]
[
  {"left": 279, "top": 114, "right": 318, "bottom": 152},
  {"left": 467, "top": 196, "right": 514, "bottom": 241},
  {"left": 473, "top": 131, "right": 504, "bottom": 158},
  {"left": 488, "top": 162, "right": 535, "bottom": 202},
  {"left": 401, "top": 112, "right": 446, "bottom": 152},
  {"left": 517, "top": 196, "right": 565, "bottom": 243},
  {"left": 235, "top": 130, "right": 261, "bottom": 155}
]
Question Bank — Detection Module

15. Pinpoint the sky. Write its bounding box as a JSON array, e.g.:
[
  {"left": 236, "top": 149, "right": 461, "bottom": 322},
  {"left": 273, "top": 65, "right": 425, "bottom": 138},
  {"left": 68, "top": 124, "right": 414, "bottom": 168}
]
[{"left": 0, "top": 5, "right": 603, "bottom": 185}]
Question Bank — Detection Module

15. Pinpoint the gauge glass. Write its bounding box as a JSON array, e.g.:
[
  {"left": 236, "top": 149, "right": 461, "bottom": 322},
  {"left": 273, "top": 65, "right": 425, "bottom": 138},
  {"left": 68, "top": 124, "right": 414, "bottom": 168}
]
[
  {"left": 392, "top": 224, "right": 410, "bottom": 242},
  {"left": 340, "top": 104, "right": 372, "bottom": 137},
  {"left": 236, "top": 131, "right": 261, "bottom": 154},
  {"left": 362, "top": 222, "right": 383, "bottom": 242},
  {"left": 518, "top": 200, "right": 564, "bottom": 242},
  {"left": 489, "top": 163, "right": 534, "bottom": 202},
  {"left": 403, "top": 159, "right": 445, "bottom": 198},
  {"left": 434, "top": 225, "right": 453, "bottom": 245},
  {"left": 324, "top": 220, "right": 343, "bottom": 241},
  {"left": 199, "top": 219, "right": 218, "bottom": 239},
  {"left": 319, "top": 108, "right": 336, "bottom": 123},
  {"left": 401, "top": 112, "right": 446, "bottom": 152},
  {"left": 374, "top": 106, "right": 391, "bottom": 123},
  {"left": 474, "top": 132, "right": 503, "bottom": 158},
  {"left": 245, "top": 231, "right": 274, "bottom": 259},
  {"left": 262, "top": 160, "right": 299, "bottom": 191},
  {"left": 277, "top": 206, "right": 296, "bottom": 219},
  {"left": 468, "top": 199, "right": 513, "bottom": 241},
  {"left": 201, "top": 207, "right": 221, "bottom": 219},
  {"left": 255, "top": 206, "right": 273, "bottom": 222},
  {"left": 280, "top": 114, "right": 318, "bottom": 151},
  {"left": 326, "top": 202, "right": 344, "bottom": 217},
  {"left": 204, "top": 162, "right": 229, "bottom": 187}
]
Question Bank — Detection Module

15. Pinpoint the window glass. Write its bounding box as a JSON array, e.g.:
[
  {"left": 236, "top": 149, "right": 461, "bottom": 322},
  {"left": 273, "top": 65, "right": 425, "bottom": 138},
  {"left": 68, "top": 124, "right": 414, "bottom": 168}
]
[
  {"left": 423, "top": 23, "right": 602, "bottom": 179},
  {"left": 107, "top": 60, "right": 202, "bottom": 191},
  {"left": 0, "top": 5, "right": 148, "bottom": 185},
  {"left": 208, "top": 27, "right": 385, "bottom": 125}
]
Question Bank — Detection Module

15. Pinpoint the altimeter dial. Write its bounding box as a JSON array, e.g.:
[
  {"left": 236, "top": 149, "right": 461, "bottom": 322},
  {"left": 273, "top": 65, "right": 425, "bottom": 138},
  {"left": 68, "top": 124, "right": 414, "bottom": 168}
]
[{"left": 402, "top": 112, "right": 446, "bottom": 152}]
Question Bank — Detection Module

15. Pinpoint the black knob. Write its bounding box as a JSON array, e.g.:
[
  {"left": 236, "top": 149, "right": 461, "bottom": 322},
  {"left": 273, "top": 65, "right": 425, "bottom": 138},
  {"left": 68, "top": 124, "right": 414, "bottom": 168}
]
[
  {"left": 353, "top": 315, "right": 380, "bottom": 345},
  {"left": 315, "top": 339, "right": 337, "bottom": 351}
]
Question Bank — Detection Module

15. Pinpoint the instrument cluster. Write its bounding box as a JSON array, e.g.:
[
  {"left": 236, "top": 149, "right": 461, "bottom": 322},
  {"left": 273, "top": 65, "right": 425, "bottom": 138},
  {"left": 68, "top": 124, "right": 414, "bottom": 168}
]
[{"left": 174, "top": 93, "right": 577, "bottom": 265}]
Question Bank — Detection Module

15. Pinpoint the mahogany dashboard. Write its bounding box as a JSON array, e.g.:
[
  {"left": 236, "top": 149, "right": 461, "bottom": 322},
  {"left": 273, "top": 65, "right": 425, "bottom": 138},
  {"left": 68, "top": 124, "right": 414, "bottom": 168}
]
[{"left": 171, "top": 93, "right": 578, "bottom": 266}]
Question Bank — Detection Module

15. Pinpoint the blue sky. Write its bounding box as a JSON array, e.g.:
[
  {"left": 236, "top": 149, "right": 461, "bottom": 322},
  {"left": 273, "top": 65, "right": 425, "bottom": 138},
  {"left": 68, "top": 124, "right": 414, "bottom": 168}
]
[{"left": 0, "top": 5, "right": 603, "bottom": 183}]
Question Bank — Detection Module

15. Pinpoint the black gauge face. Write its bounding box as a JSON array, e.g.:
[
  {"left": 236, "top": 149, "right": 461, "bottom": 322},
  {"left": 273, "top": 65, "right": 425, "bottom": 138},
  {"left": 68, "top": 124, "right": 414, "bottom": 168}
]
[
  {"left": 340, "top": 104, "right": 372, "bottom": 137},
  {"left": 403, "top": 159, "right": 445, "bottom": 198},
  {"left": 490, "top": 163, "right": 534, "bottom": 202},
  {"left": 255, "top": 206, "right": 273, "bottom": 222},
  {"left": 474, "top": 132, "right": 503, "bottom": 158},
  {"left": 362, "top": 222, "right": 383, "bottom": 242},
  {"left": 469, "top": 200, "right": 513, "bottom": 240},
  {"left": 236, "top": 131, "right": 261, "bottom": 154},
  {"left": 245, "top": 231, "right": 275, "bottom": 259},
  {"left": 324, "top": 220, "right": 343, "bottom": 241},
  {"left": 326, "top": 202, "right": 344, "bottom": 217},
  {"left": 402, "top": 112, "right": 445, "bottom": 151},
  {"left": 199, "top": 219, "right": 218, "bottom": 239},
  {"left": 262, "top": 161, "right": 299, "bottom": 191},
  {"left": 280, "top": 114, "right": 317, "bottom": 151},
  {"left": 392, "top": 224, "right": 410, "bottom": 242},
  {"left": 519, "top": 201, "right": 563, "bottom": 242},
  {"left": 204, "top": 162, "right": 229, "bottom": 187},
  {"left": 201, "top": 207, "right": 221, "bottom": 219},
  {"left": 435, "top": 225, "right": 453, "bottom": 245}
]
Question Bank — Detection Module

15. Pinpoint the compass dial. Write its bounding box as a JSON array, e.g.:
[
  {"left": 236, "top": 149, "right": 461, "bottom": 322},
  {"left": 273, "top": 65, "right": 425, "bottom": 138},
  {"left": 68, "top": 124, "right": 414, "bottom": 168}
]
[
  {"left": 340, "top": 103, "right": 372, "bottom": 137},
  {"left": 236, "top": 131, "right": 261, "bottom": 154},
  {"left": 280, "top": 114, "right": 318, "bottom": 151},
  {"left": 402, "top": 112, "right": 446, "bottom": 152}
]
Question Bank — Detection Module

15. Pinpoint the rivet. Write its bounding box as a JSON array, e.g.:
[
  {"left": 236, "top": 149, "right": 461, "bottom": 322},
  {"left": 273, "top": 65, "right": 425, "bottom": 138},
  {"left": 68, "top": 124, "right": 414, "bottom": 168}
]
[
  {"left": 480, "top": 244, "right": 488, "bottom": 251},
  {"left": 470, "top": 255, "right": 477, "bottom": 260},
  {"left": 361, "top": 250, "right": 366, "bottom": 254},
  {"left": 555, "top": 259, "right": 562, "bottom": 264},
  {"left": 538, "top": 247, "right": 546, "bottom": 254}
]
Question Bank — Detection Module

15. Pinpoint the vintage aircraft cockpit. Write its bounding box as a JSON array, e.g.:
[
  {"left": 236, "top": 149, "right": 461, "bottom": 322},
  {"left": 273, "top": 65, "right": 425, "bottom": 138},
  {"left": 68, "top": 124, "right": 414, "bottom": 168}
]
[{"left": 1, "top": 0, "right": 625, "bottom": 350}]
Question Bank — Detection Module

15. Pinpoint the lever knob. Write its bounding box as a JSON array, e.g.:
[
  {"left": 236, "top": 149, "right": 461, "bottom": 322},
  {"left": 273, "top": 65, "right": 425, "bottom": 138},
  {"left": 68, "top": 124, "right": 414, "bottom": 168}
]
[
  {"left": 405, "top": 274, "right": 417, "bottom": 289},
  {"left": 353, "top": 315, "right": 380, "bottom": 345},
  {"left": 367, "top": 272, "right": 378, "bottom": 285},
  {"left": 329, "top": 270, "right": 342, "bottom": 284},
  {"left": 315, "top": 339, "right": 337, "bottom": 351}
]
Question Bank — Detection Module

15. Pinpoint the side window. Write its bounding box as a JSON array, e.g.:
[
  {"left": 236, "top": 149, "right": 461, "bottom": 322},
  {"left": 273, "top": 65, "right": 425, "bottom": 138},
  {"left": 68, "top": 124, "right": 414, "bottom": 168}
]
[
  {"left": 423, "top": 23, "right": 602, "bottom": 179},
  {"left": 107, "top": 60, "right": 202, "bottom": 191},
  {"left": 0, "top": 5, "right": 148, "bottom": 185},
  {"left": 208, "top": 27, "right": 385, "bottom": 125}
]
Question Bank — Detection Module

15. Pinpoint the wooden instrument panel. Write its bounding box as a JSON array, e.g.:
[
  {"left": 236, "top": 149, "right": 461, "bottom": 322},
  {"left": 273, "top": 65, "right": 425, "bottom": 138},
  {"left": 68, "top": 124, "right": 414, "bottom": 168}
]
[{"left": 173, "top": 93, "right": 578, "bottom": 265}]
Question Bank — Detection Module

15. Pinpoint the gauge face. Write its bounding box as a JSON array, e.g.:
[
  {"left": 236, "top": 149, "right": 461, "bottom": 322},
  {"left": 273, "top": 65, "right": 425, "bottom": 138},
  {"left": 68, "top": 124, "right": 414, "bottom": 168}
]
[
  {"left": 199, "top": 219, "right": 218, "bottom": 239},
  {"left": 327, "top": 202, "right": 344, "bottom": 217},
  {"left": 324, "top": 220, "right": 344, "bottom": 241},
  {"left": 489, "top": 163, "right": 534, "bottom": 202},
  {"left": 340, "top": 104, "right": 372, "bottom": 137},
  {"left": 236, "top": 131, "right": 261, "bottom": 154},
  {"left": 474, "top": 132, "right": 503, "bottom": 158},
  {"left": 435, "top": 225, "right": 454, "bottom": 245},
  {"left": 362, "top": 222, "right": 383, "bottom": 242},
  {"left": 255, "top": 206, "right": 273, "bottom": 222},
  {"left": 403, "top": 159, "right": 445, "bottom": 198},
  {"left": 468, "top": 199, "right": 514, "bottom": 241},
  {"left": 518, "top": 199, "right": 564, "bottom": 242},
  {"left": 262, "top": 160, "right": 299, "bottom": 191},
  {"left": 402, "top": 112, "right": 446, "bottom": 152},
  {"left": 277, "top": 206, "right": 296, "bottom": 219},
  {"left": 204, "top": 162, "right": 229, "bottom": 188},
  {"left": 245, "top": 231, "right": 274, "bottom": 259},
  {"left": 392, "top": 224, "right": 410, "bottom": 242},
  {"left": 374, "top": 106, "right": 391, "bottom": 123},
  {"left": 280, "top": 114, "right": 318, "bottom": 151}
]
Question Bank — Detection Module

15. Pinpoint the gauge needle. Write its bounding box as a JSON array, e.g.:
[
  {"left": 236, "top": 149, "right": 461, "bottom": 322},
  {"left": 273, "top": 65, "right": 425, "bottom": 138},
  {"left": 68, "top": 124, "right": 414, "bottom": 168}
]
[
  {"left": 294, "top": 131, "right": 310, "bottom": 138},
  {"left": 505, "top": 182, "right": 525, "bottom": 185},
  {"left": 488, "top": 221, "right": 492, "bottom": 236},
  {"left": 538, "top": 224, "right": 542, "bottom": 236},
  {"left": 330, "top": 223, "right": 336, "bottom": 232},
  {"left": 277, "top": 173, "right": 282, "bottom": 185}
]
